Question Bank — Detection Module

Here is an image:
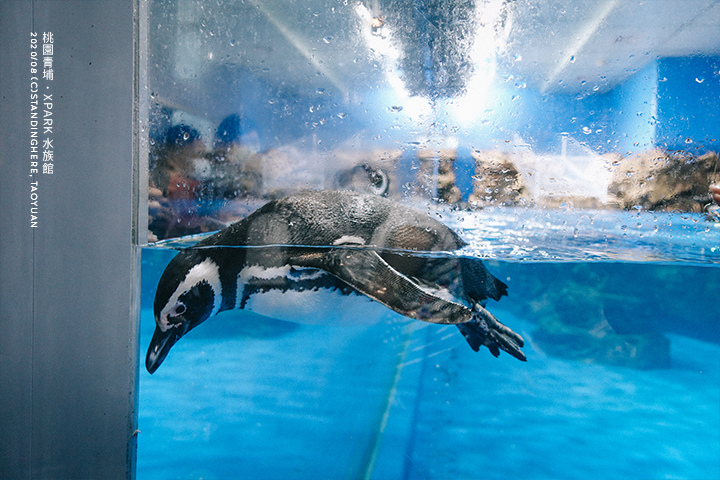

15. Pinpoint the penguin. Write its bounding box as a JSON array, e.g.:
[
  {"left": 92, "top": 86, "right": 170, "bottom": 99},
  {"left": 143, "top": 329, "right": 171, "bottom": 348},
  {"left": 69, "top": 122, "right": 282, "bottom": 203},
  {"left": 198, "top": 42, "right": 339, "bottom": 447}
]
[
  {"left": 146, "top": 190, "right": 525, "bottom": 373},
  {"left": 334, "top": 164, "right": 390, "bottom": 196}
]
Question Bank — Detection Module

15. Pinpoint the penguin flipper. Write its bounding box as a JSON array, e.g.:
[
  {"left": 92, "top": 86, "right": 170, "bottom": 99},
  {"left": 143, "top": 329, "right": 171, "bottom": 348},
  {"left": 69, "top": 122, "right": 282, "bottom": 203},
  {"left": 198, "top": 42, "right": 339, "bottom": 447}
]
[
  {"left": 289, "top": 248, "right": 472, "bottom": 325},
  {"left": 290, "top": 248, "right": 527, "bottom": 360}
]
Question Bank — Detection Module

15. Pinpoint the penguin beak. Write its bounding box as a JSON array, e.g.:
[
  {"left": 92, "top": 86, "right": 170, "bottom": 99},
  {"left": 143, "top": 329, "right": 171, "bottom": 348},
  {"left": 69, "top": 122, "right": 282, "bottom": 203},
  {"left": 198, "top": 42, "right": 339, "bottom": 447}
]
[{"left": 146, "top": 326, "right": 183, "bottom": 374}]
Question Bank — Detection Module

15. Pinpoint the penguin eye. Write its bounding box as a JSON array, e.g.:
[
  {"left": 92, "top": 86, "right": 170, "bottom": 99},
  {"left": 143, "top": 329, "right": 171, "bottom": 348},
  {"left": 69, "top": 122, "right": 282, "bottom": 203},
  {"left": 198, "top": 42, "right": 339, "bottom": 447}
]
[{"left": 169, "top": 303, "right": 186, "bottom": 318}]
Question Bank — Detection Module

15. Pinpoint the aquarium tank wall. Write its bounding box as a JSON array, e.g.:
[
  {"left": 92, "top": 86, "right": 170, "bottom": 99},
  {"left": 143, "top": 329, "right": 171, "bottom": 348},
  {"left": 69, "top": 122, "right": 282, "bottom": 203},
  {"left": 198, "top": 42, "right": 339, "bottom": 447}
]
[{"left": 0, "top": 2, "right": 139, "bottom": 480}]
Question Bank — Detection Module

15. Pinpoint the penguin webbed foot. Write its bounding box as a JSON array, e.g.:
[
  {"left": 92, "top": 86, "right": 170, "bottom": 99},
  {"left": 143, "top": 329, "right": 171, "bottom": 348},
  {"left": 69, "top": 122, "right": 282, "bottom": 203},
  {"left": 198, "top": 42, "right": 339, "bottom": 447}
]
[{"left": 457, "top": 305, "right": 526, "bottom": 362}]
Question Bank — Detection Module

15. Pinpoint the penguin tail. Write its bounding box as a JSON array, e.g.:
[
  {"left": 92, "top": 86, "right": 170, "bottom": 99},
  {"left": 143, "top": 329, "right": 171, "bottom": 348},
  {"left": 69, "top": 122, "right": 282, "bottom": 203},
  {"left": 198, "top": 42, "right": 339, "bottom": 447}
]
[
  {"left": 493, "top": 276, "right": 509, "bottom": 299},
  {"left": 459, "top": 257, "right": 508, "bottom": 302}
]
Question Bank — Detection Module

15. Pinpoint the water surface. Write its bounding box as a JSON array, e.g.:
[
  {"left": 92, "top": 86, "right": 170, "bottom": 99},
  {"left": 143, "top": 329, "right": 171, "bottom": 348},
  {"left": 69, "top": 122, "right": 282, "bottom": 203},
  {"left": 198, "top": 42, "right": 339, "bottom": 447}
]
[{"left": 138, "top": 208, "right": 720, "bottom": 480}]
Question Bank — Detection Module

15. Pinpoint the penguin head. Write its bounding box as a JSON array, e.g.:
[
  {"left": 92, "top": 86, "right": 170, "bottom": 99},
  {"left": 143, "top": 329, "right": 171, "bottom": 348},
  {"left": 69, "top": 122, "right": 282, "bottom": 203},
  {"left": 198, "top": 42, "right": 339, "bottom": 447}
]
[
  {"left": 334, "top": 164, "right": 389, "bottom": 197},
  {"left": 146, "top": 253, "right": 223, "bottom": 374}
]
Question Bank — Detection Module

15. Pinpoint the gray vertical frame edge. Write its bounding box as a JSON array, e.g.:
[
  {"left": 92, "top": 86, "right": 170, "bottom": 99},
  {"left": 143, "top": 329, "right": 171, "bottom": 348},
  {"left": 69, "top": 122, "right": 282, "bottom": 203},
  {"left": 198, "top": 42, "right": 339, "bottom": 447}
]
[{"left": 0, "top": 1, "right": 142, "bottom": 479}]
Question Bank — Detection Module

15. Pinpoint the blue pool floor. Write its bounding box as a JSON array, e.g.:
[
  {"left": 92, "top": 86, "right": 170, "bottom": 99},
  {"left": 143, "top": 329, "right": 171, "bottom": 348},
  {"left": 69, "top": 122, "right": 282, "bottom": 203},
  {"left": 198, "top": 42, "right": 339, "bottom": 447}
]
[{"left": 137, "top": 306, "right": 720, "bottom": 480}]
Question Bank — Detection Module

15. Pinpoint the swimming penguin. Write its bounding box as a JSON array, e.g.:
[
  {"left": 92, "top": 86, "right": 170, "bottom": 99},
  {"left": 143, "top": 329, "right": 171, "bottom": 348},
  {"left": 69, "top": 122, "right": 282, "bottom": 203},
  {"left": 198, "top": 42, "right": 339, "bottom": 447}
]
[{"left": 147, "top": 190, "right": 525, "bottom": 373}]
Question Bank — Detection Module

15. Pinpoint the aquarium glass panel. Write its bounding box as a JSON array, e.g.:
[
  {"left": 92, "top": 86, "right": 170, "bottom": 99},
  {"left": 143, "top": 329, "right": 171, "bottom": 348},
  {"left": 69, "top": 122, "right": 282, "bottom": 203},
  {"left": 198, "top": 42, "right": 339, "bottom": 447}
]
[{"left": 137, "top": 1, "right": 720, "bottom": 478}]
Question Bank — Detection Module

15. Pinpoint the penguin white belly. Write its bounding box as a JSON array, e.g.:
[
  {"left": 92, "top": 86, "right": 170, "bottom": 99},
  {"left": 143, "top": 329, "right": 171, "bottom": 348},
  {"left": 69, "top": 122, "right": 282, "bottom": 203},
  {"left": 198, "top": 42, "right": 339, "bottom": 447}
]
[
  {"left": 240, "top": 287, "right": 399, "bottom": 326},
  {"left": 236, "top": 265, "right": 403, "bottom": 327}
]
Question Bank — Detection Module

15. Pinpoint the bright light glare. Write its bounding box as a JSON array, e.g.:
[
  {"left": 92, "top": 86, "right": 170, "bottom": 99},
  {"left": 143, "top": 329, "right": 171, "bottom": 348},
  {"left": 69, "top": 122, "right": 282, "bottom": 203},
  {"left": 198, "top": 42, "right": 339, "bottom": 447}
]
[
  {"left": 355, "top": 1, "right": 507, "bottom": 127},
  {"left": 385, "top": 73, "right": 432, "bottom": 120},
  {"left": 449, "top": 0, "right": 505, "bottom": 124},
  {"left": 355, "top": 3, "right": 432, "bottom": 122},
  {"left": 354, "top": 3, "right": 399, "bottom": 63}
]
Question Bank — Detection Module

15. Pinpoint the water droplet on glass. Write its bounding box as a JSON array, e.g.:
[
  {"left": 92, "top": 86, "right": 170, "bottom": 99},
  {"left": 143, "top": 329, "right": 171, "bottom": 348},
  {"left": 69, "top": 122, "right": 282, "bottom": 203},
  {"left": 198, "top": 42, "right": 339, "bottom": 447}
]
[
  {"left": 582, "top": 126, "right": 591, "bottom": 135},
  {"left": 685, "top": 138, "right": 693, "bottom": 144},
  {"left": 336, "top": 112, "right": 347, "bottom": 119},
  {"left": 387, "top": 105, "right": 403, "bottom": 113},
  {"left": 323, "top": 36, "right": 332, "bottom": 44},
  {"left": 569, "top": 55, "right": 575, "bottom": 63},
  {"left": 695, "top": 77, "right": 705, "bottom": 83},
  {"left": 316, "top": 88, "right": 325, "bottom": 94}
]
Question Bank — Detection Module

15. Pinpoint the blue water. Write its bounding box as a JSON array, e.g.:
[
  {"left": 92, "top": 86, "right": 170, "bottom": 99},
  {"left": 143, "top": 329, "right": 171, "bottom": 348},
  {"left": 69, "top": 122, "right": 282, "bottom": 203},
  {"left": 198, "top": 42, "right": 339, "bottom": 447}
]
[{"left": 137, "top": 209, "right": 720, "bottom": 480}]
